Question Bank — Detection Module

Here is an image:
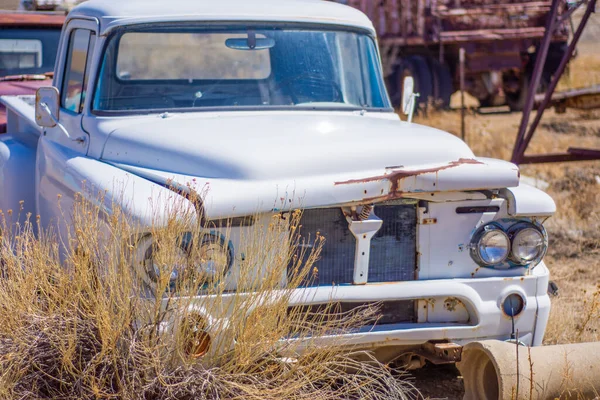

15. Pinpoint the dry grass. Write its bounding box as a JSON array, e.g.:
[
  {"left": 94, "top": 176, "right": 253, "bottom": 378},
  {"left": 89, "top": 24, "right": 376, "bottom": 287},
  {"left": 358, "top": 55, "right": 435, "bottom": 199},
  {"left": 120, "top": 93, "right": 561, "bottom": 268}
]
[
  {"left": 0, "top": 190, "right": 419, "bottom": 399},
  {"left": 413, "top": 44, "right": 600, "bottom": 346},
  {"left": 558, "top": 49, "right": 600, "bottom": 90}
]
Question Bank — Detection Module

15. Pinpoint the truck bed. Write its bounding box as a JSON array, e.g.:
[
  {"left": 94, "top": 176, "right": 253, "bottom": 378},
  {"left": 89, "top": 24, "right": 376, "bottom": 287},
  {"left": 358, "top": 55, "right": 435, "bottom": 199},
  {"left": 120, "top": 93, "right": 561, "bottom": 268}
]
[{"left": 1, "top": 95, "right": 43, "bottom": 148}]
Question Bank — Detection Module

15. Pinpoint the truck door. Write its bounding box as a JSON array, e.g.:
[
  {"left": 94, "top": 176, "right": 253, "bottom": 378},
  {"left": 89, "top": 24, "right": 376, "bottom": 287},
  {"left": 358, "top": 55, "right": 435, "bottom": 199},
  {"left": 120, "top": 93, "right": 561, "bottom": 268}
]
[{"left": 36, "top": 18, "right": 97, "bottom": 239}]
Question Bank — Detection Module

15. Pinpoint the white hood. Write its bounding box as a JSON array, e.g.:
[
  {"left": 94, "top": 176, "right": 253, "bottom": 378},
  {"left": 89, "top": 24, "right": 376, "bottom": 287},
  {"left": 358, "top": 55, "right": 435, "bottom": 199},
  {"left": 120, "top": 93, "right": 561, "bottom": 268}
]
[
  {"left": 101, "top": 113, "right": 476, "bottom": 179},
  {"left": 99, "top": 112, "right": 520, "bottom": 218}
]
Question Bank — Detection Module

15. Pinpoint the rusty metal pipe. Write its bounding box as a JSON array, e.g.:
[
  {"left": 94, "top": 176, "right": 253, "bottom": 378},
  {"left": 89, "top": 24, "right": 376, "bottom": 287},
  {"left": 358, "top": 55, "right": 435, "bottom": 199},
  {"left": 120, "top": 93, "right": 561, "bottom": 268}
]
[{"left": 457, "top": 340, "right": 600, "bottom": 400}]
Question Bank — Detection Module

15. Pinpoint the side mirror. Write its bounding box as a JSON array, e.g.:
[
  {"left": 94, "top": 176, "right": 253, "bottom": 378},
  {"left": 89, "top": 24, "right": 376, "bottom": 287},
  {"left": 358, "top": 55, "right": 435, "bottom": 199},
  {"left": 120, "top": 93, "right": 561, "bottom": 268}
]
[
  {"left": 401, "top": 76, "right": 419, "bottom": 123},
  {"left": 35, "top": 86, "right": 60, "bottom": 128},
  {"left": 402, "top": 76, "right": 414, "bottom": 115}
]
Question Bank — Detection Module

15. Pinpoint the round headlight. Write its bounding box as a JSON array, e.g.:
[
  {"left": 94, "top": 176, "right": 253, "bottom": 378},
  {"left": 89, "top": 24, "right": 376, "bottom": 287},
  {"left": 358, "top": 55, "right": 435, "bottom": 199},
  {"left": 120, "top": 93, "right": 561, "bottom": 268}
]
[
  {"left": 471, "top": 225, "right": 510, "bottom": 266},
  {"left": 195, "top": 234, "right": 232, "bottom": 282},
  {"left": 511, "top": 227, "right": 546, "bottom": 265},
  {"left": 138, "top": 236, "right": 188, "bottom": 289}
]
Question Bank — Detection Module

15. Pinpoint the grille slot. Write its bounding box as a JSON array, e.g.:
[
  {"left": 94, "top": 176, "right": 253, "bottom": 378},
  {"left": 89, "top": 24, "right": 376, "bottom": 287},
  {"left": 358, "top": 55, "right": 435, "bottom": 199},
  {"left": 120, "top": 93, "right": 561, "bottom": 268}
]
[
  {"left": 293, "top": 208, "right": 355, "bottom": 286},
  {"left": 368, "top": 203, "right": 417, "bottom": 282},
  {"left": 288, "top": 300, "right": 416, "bottom": 330}
]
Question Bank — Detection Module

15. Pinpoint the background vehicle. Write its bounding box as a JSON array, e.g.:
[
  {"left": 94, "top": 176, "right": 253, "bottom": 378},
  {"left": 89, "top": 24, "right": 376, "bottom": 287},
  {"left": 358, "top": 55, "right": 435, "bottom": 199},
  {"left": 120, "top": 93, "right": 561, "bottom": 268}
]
[
  {"left": 0, "top": 10, "right": 65, "bottom": 132},
  {"left": 332, "top": 0, "right": 570, "bottom": 110}
]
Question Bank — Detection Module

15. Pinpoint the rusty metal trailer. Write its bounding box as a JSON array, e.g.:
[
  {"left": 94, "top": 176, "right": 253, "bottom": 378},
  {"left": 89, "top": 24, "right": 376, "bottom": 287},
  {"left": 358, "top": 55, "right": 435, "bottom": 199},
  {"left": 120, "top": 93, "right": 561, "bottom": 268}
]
[{"left": 332, "top": 0, "right": 571, "bottom": 110}]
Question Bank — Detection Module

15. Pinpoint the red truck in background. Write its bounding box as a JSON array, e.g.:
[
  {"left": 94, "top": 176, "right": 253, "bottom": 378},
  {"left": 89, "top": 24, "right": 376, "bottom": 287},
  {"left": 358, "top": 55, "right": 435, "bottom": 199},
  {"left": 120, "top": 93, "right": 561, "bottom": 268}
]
[
  {"left": 332, "top": 0, "right": 571, "bottom": 110},
  {"left": 0, "top": 11, "right": 65, "bottom": 133}
]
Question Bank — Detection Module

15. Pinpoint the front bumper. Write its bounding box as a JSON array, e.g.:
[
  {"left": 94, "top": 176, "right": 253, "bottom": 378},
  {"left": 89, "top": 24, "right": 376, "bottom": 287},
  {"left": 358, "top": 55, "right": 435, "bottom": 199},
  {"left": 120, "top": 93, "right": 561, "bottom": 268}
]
[
  {"left": 182, "top": 263, "right": 550, "bottom": 361},
  {"left": 284, "top": 262, "right": 551, "bottom": 349}
]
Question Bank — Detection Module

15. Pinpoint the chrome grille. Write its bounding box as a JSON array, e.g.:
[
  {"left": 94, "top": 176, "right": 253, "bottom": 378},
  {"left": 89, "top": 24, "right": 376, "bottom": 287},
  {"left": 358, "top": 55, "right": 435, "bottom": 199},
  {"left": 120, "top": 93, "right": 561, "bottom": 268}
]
[
  {"left": 368, "top": 203, "right": 417, "bottom": 282},
  {"left": 291, "top": 202, "right": 417, "bottom": 287}
]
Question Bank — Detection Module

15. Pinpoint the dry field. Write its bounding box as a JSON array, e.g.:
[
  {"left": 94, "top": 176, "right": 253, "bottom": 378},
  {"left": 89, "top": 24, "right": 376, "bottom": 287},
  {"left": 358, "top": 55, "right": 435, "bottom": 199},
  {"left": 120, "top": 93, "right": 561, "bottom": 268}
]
[{"left": 411, "top": 28, "right": 600, "bottom": 398}]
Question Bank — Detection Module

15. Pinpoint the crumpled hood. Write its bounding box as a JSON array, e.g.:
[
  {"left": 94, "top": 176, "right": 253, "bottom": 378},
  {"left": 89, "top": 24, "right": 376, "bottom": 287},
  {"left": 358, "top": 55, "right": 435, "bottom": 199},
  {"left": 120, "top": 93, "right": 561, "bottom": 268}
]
[
  {"left": 100, "top": 112, "right": 520, "bottom": 218},
  {"left": 101, "top": 113, "right": 475, "bottom": 180}
]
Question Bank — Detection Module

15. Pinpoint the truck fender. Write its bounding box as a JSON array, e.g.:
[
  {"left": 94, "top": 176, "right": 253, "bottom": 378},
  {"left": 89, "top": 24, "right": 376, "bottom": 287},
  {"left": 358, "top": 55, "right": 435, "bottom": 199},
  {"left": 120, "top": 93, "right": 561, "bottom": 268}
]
[
  {"left": 36, "top": 138, "right": 198, "bottom": 234},
  {"left": 66, "top": 157, "right": 199, "bottom": 227}
]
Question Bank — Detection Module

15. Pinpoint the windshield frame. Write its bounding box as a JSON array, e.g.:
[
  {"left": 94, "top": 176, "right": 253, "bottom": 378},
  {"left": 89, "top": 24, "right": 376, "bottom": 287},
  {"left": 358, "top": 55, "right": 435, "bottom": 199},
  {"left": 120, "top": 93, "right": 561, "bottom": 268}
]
[{"left": 91, "top": 22, "right": 393, "bottom": 116}]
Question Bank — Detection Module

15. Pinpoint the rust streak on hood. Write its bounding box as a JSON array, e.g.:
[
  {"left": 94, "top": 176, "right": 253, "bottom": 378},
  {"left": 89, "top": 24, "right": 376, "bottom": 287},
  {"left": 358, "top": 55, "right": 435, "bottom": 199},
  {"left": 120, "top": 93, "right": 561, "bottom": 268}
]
[{"left": 334, "top": 158, "right": 485, "bottom": 193}]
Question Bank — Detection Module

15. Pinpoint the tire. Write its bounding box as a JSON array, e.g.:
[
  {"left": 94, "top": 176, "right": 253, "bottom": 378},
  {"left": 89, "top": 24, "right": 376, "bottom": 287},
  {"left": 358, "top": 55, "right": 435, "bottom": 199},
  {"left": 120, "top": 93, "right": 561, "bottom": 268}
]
[
  {"left": 429, "top": 58, "right": 454, "bottom": 109},
  {"left": 507, "top": 43, "right": 566, "bottom": 111},
  {"left": 391, "top": 55, "right": 433, "bottom": 110},
  {"left": 545, "top": 42, "right": 568, "bottom": 78},
  {"left": 506, "top": 69, "right": 551, "bottom": 112}
]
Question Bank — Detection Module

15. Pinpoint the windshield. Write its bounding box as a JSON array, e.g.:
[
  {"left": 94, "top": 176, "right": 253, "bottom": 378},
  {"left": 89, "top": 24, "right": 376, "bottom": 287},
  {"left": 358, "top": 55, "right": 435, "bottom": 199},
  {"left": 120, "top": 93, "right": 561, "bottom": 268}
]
[
  {"left": 0, "top": 28, "right": 61, "bottom": 76},
  {"left": 93, "top": 25, "right": 391, "bottom": 112}
]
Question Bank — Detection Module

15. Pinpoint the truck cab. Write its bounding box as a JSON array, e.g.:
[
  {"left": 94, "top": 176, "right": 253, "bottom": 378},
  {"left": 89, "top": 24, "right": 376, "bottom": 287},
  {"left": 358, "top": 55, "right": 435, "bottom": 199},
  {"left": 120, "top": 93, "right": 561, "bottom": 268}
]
[{"left": 0, "top": 0, "right": 556, "bottom": 366}]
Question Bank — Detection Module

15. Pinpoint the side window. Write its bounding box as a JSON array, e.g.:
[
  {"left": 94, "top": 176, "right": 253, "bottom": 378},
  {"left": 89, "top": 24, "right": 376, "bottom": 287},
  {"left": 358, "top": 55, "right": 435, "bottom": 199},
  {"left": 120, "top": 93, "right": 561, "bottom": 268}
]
[{"left": 61, "top": 29, "right": 96, "bottom": 113}]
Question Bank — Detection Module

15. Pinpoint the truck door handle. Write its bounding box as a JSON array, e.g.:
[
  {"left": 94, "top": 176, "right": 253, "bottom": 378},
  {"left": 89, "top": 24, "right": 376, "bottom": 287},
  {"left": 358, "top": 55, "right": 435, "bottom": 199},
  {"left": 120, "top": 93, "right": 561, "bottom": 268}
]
[{"left": 72, "top": 136, "right": 87, "bottom": 145}]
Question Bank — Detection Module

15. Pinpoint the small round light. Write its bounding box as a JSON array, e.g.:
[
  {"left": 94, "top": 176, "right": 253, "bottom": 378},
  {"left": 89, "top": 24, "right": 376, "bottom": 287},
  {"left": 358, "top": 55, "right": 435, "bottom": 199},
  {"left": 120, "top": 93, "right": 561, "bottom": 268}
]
[
  {"left": 511, "top": 227, "right": 545, "bottom": 264},
  {"left": 472, "top": 226, "right": 510, "bottom": 266},
  {"left": 181, "top": 314, "right": 211, "bottom": 358},
  {"left": 502, "top": 293, "right": 525, "bottom": 317}
]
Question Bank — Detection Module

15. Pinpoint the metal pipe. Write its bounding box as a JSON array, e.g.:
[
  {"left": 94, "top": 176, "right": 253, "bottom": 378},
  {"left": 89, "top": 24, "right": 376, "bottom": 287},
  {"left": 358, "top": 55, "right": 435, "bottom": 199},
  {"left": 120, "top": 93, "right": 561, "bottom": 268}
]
[
  {"left": 511, "top": 0, "right": 561, "bottom": 163},
  {"left": 512, "top": 0, "right": 597, "bottom": 164},
  {"left": 457, "top": 340, "right": 600, "bottom": 400},
  {"left": 520, "top": 147, "right": 600, "bottom": 164}
]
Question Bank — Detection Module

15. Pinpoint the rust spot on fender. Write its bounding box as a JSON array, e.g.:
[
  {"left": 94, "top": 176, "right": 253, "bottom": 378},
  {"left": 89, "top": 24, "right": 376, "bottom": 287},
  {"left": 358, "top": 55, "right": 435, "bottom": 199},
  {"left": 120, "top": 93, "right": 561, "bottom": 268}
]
[{"left": 334, "top": 159, "right": 484, "bottom": 195}]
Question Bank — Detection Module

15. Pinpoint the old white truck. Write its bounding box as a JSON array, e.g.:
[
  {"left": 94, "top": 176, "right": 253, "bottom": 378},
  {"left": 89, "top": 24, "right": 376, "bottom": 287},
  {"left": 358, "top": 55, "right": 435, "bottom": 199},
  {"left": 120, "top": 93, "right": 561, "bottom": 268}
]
[{"left": 0, "top": 0, "right": 555, "bottom": 366}]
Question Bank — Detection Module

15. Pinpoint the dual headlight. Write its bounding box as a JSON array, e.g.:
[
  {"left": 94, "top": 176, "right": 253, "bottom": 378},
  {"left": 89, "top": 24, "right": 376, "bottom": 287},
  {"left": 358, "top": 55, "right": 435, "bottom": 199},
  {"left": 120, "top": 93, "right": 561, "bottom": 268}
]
[
  {"left": 134, "top": 232, "right": 233, "bottom": 291},
  {"left": 470, "top": 221, "right": 547, "bottom": 268}
]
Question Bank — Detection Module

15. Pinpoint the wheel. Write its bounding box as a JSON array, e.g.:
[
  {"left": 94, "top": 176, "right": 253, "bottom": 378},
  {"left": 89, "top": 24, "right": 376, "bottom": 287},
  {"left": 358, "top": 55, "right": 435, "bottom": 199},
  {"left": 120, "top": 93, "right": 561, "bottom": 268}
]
[
  {"left": 391, "top": 55, "right": 433, "bottom": 111},
  {"left": 505, "top": 74, "right": 528, "bottom": 112},
  {"left": 505, "top": 71, "right": 550, "bottom": 112},
  {"left": 506, "top": 42, "right": 566, "bottom": 111},
  {"left": 429, "top": 58, "right": 454, "bottom": 109},
  {"left": 545, "top": 42, "right": 568, "bottom": 78}
]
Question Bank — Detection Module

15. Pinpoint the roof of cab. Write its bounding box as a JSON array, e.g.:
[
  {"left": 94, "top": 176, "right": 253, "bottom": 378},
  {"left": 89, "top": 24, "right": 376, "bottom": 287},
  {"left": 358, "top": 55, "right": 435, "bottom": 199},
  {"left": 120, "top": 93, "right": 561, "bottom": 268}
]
[{"left": 68, "top": 0, "right": 375, "bottom": 35}]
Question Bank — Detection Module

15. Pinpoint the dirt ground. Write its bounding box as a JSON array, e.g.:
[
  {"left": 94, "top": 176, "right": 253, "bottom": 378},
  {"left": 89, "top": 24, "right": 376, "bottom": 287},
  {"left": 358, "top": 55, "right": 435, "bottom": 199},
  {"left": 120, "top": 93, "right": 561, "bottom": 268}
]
[{"left": 408, "top": 19, "right": 600, "bottom": 399}]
